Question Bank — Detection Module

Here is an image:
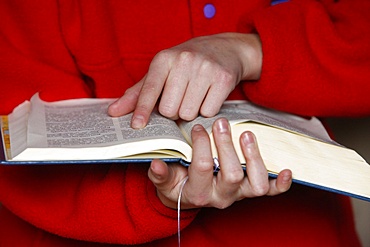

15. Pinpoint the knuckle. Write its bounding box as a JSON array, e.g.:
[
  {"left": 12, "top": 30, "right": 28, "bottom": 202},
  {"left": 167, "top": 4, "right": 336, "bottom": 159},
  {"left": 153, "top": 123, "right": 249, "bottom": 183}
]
[
  {"left": 194, "top": 157, "right": 213, "bottom": 173},
  {"left": 140, "top": 83, "right": 157, "bottom": 95},
  {"left": 219, "top": 69, "right": 234, "bottom": 82},
  {"left": 217, "top": 132, "right": 233, "bottom": 144},
  {"left": 179, "top": 108, "right": 198, "bottom": 121},
  {"left": 158, "top": 104, "right": 177, "bottom": 119},
  {"left": 153, "top": 49, "right": 172, "bottom": 63},
  {"left": 199, "top": 103, "right": 220, "bottom": 118},
  {"left": 217, "top": 70, "right": 236, "bottom": 89},
  {"left": 223, "top": 170, "right": 244, "bottom": 184},
  {"left": 187, "top": 193, "right": 210, "bottom": 208},
  {"left": 251, "top": 183, "right": 269, "bottom": 197},
  {"left": 124, "top": 86, "right": 139, "bottom": 96},
  {"left": 213, "top": 199, "right": 233, "bottom": 210},
  {"left": 135, "top": 104, "right": 152, "bottom": 114},
  {"left": 199, "top": 59, "right": 213, "bottom": 72},
  {"left": 178, "top": 50, "right": 195, "bottom": 64},
  {"left": 199, "top": 109, "right": 215, "bottom": 118}
]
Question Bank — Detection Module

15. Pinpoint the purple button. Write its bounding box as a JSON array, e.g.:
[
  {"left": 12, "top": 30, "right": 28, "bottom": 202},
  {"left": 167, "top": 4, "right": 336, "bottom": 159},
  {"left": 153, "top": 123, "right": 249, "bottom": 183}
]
[{"left": 203, "top": 3, "right": 216, "bottom": 19}]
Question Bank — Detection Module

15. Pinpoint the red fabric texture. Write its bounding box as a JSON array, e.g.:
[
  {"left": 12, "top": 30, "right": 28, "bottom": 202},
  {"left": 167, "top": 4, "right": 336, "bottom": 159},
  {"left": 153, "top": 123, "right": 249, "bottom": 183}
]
[
  {"left": 244, "top": 0, "right": 370, "bottom": 117},
  {"left": 0, "top": 0, "right": 368, "bottom": 246}
]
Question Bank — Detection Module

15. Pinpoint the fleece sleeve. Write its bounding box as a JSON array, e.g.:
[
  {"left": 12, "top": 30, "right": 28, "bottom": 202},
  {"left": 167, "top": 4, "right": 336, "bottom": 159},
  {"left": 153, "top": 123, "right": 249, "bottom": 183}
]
[
  {"left": 0, "top": 164, "right": 197, "bottom": 244},
  {"left": 0, "top": 1, "right": 197, "bottom": 244},
  {"left": 244, "top": 0, "right": 370, "bottom": 117},
  {"left": 0, "top": 37, "right": 197, "bottom": 244}
]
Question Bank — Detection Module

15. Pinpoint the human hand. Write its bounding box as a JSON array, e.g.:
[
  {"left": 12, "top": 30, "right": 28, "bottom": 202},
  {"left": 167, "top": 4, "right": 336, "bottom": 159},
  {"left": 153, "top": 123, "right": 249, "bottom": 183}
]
[
  {"left": 108, "top": 33, "right": 262, "bottom": 129},
  {"left": 148, "top": 118, "right": 292, "bottom": 210}
]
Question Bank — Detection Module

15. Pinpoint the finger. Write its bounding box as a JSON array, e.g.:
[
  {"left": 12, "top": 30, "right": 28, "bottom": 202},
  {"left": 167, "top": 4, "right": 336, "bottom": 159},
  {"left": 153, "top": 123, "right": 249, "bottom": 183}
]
[
  {"left": 108, "top": 81, "right": 143, "bottom": 117},
  {"left": 267, "top": 169, "right": 292, "bottom": 196},
  {"left": 200, "top": 71, "right": 236, "bottom": 118},
  {"left": 200, "top": 88, "right": 229, "bottom": 118},
  {"left": 158, "top": 55, "right": 191, "bottom": 120},
  {"left": 179, "top": 80, "right": 209, "bottom": 121},
  {"left": 213, "top": 118, "right": 244, "bottom": 196},
  {"left": 178, "top": 62, "right": 210, "bottom": 121},
  {"left": 131, "top": 58, "right": 170, "bottom": 129},
  {"left": 240, "top": 131, "right": 269, "bottom": 197},
  {"left": 185, "top": 124, "right": 215, "bottom": 207},
  {"left": 148, "top": 159, "right": 186, "bottom": 209}
]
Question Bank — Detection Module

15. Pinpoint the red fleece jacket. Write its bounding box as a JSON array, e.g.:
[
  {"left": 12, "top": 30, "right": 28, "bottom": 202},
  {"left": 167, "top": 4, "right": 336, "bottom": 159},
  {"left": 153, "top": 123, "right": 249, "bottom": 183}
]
[{"left": 0, "top": 0, "right": 369, "bottom": 246}]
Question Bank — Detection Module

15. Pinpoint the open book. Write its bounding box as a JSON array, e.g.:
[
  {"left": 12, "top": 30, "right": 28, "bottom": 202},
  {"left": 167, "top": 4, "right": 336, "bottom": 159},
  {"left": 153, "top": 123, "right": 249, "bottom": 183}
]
[{"left": 1, "top": 94, "right": 370, "bottom": 201}]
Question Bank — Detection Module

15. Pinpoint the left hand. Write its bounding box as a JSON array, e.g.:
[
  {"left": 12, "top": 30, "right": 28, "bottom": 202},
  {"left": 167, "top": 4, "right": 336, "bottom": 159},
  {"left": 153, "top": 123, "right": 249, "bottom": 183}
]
[{"left": 148, "top": 118, "right": 292, "bottom": 210}]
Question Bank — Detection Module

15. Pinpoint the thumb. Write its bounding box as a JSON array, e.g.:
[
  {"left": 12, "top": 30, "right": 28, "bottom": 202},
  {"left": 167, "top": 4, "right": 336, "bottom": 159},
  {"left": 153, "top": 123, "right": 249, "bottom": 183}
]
[
  {"left": 149, "top": 160, "right": 188, "bottom": 190},
  {"left": 148, "top": 159, "right": 180, "bottom": 209},
  {"left": 148, "top": 159, "right": 170, "bottom": 187}
]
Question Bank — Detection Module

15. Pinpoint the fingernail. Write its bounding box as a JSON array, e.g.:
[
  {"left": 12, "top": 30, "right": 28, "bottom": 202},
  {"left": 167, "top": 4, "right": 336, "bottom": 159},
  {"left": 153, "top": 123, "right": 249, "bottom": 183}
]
[
  {"left": 242, "top": 131, "right": 256, "bottom": 147},
  {"left": 132, "top": 115, "right": 145, "bottom": 129},
  {"left": 283, "top": 175, "right": 290, "bottom": 184},
  {"left": 150, "top": 168, "right": 162, "bottom": 180},
  {"left": 282, "top": 172, "right": 292, "bottom": 184},
  {"left": 109, "top": 100, "right": 117, "bottom": 108},
  {"left": 150, "top": 163, "right": 163, "bottom": 181},
  {"left": 192, "top": 124, "right": 204, "bottom": 132},
  {"left": 216, "top": 118, "right": 229, "bottom": 133},
  {"left": 108, "top": 100, "right": 118, "bottom": 112}
]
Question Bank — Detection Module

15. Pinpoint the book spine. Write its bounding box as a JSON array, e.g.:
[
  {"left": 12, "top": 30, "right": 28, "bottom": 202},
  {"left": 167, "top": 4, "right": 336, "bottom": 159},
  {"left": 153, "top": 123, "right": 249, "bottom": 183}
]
[{"left": 0, "top": 116, "right": 11, "bottom": 160}]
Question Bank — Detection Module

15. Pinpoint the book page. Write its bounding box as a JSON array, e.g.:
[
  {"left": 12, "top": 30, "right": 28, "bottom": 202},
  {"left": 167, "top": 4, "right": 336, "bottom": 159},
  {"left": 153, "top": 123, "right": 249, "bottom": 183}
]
[
  {"left": 179, "top": 100, "right": 336, "bottom": 145},
  {"left": 231, "top": 123, "right": 370, "bottom": 199},
  {"left": 27, "top": 94, "right": 187, "bottom": 149},
  {"left": 2, "top": 100, "right": 31, "bottom": 159},
  {"left": 179, "top": 101, "right": 370, "bottom": 200}
]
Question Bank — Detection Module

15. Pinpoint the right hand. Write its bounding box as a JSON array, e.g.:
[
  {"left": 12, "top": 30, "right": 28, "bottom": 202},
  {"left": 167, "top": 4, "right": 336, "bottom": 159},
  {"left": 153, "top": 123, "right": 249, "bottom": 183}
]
[
  {"left": 108, "top": 33, "right": 262, "bottom": 129},
  {"left": 148, "top": 118, "right": 292, "bottom": 210}
]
